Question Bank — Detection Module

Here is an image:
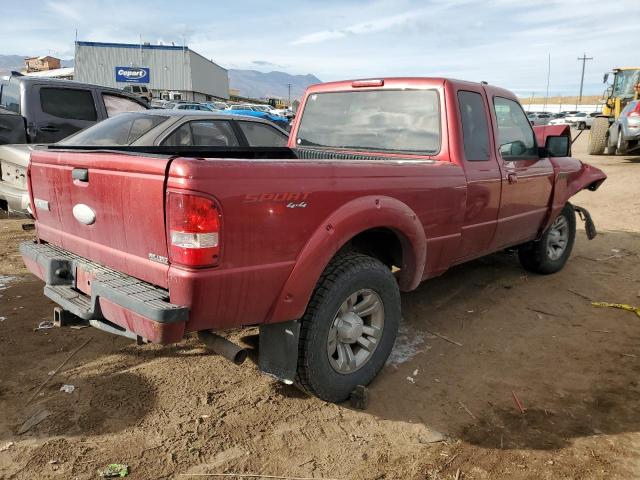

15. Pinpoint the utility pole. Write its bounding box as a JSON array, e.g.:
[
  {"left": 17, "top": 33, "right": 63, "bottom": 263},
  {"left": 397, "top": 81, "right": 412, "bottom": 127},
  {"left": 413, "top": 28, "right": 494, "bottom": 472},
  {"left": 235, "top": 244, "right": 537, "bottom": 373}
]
[
  {"left": 287, "top": 83, "right": 292, "bottom": 106},
  {"left": 577, "top": 53, "right": 593, "bottom": 104}
]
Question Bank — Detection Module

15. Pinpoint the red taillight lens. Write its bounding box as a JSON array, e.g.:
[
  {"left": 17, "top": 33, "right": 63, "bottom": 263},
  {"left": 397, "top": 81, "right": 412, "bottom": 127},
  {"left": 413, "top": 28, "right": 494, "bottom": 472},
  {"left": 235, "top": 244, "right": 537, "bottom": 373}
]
[{"left": 167, "top": 192, "right": 221, "bottom": 267}]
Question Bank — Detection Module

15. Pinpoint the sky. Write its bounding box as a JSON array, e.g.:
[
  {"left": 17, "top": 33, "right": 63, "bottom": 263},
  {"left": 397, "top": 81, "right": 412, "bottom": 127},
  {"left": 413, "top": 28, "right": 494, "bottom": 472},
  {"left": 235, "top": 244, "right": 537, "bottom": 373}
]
[{"left": 2, "top": 0, "right": 639, "bottom": 97}]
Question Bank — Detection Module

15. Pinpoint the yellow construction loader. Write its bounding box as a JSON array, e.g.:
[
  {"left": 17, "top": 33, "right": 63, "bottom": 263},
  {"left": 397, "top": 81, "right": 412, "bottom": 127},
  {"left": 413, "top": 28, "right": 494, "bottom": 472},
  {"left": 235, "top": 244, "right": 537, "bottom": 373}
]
[{"left": 588, "top": 67, "right": 640, "bottom": 155}]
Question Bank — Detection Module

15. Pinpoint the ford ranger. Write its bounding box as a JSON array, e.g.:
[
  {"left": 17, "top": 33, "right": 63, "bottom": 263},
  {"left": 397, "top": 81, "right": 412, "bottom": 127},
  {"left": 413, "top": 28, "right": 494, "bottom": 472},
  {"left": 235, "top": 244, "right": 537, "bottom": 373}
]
[{"left": 20, "top": 77, "right": 606, "bottom": 402}]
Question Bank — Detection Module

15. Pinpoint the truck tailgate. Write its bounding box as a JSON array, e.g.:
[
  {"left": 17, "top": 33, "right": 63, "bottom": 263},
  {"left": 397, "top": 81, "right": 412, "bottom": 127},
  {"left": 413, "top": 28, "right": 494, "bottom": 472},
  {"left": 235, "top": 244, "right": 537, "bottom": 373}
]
[{"left": 29, "top": 150, "right": 171, "bottom": 288}]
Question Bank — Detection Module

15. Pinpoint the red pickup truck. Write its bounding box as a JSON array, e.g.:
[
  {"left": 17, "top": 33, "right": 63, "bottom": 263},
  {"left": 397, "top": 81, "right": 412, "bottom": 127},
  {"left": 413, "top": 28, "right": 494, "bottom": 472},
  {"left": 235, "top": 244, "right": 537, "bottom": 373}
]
[{"left": 21, "top": 77, "right": 606, "bottom": 402}]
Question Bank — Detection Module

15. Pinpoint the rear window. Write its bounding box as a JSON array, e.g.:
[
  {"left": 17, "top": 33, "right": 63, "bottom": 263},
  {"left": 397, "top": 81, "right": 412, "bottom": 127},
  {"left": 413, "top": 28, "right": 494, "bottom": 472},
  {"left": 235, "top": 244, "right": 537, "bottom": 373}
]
[
  {"left": 0, "top": 80, "right": 21, "bottom": 113},
  {"left": 59, "top": 113, "right": 166, "bottom": 146},
  {"left": 238, "top": 121, "right": 287, "bottom": 147},
  {"left": 40, "top": 87, "right": 97, "bottom": 121},
  {"left": 296, "top": 89, "right": 440, "bottom": 154}
]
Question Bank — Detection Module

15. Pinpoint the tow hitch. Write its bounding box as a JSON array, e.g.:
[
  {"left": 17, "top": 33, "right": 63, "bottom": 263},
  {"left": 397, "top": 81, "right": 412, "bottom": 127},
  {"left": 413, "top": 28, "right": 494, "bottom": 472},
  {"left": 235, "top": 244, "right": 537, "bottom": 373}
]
[{"left": 574, "top": 205, "right": 597, "bottom": 240}]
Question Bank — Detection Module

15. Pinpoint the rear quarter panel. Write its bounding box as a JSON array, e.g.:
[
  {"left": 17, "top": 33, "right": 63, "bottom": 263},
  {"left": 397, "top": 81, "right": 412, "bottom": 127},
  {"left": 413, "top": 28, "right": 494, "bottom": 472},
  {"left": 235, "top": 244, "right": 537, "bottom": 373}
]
[{"left": 166, "top": 157, "right": 466, "bottom": 331}]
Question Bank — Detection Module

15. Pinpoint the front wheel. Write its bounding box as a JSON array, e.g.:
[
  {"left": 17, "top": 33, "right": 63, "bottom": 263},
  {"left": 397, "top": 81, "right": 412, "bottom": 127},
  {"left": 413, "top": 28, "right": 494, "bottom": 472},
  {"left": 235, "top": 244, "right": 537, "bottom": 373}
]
[
  {"left": 297, "top": 253, "right": 400, "bottom": 402},
  {"left": 587, "top": 117, "right": 609, "bottom": 155},
  {"left": 518, "top": 203, "right": 576, "bottom": 274}
]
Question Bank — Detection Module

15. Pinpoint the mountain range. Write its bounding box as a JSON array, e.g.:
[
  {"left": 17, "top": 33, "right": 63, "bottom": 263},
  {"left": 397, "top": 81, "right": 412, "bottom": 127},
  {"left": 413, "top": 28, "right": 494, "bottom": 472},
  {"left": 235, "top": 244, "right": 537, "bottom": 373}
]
[
  {"left": 0, "top": 54, "right": 320, "bottom": 100},
  {"left": 228, "top": 69, "right": 321, "bottom": 100}
]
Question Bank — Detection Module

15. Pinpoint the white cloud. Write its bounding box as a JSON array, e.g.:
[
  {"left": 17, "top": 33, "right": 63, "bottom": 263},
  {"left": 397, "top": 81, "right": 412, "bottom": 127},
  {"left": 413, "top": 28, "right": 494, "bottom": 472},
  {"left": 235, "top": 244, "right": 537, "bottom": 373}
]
[
  {"left": 45, "top": 0, "right": 82, "bottom": 21},
  {"left": 291, "top": 8, "right": 429, "bottom": 45}
]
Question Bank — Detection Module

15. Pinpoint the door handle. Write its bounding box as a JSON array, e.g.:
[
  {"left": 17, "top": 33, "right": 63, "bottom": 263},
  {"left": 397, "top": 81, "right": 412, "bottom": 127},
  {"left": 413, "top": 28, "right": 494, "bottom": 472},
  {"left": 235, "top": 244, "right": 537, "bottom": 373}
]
[
  {"left": 39, "top": 125, "right": 60, "bottom": 132},
  {"left": 507, "top": 172, "right": 518, "bottom": 184},
  {"left": 72, "top": 168, "right": 89, "bottom": 182}
]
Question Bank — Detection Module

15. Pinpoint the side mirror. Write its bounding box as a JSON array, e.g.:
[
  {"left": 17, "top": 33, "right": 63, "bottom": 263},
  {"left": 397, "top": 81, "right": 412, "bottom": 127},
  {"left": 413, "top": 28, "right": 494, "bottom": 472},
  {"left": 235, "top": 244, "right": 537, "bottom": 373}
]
[
  {"left": 603, "top": 72, "right": 609, "bottom": 84},
  {"left": 545, "top": 135, "right": 570, "bottom": 157}
]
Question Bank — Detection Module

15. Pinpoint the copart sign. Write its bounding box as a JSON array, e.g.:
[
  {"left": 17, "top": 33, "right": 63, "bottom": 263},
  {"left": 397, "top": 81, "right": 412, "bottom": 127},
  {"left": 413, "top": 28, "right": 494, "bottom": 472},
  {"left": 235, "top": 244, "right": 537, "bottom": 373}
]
[{"left": 115, "top": 67, "right": 150, "bottom": 83}]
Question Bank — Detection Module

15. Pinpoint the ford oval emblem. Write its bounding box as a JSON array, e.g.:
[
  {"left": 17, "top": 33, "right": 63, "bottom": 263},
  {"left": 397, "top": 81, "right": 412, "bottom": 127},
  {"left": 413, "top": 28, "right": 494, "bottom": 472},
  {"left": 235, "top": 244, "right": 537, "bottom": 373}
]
[{"left": 72, "top": 204, "right": 96, "bottom": 225}]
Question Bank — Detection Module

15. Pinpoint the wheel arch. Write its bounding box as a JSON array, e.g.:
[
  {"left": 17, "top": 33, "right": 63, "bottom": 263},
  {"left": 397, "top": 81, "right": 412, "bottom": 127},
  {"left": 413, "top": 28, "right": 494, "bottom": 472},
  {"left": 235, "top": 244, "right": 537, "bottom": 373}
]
[{"left": 265, "top": 195, "right": 426, "bottom": 324}]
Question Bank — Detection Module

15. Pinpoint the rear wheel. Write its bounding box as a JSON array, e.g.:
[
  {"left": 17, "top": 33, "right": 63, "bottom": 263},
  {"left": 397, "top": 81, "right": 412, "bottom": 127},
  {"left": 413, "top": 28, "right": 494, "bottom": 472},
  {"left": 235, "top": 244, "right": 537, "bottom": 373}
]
[
  {"left": 587, "top": 117, "right": 610, "bottom": 155},
  {"left": 297, "top": 253, "right": 400, "bottom": 402},
  {"left": 518, "top": 203, "right": 576, "bottom": 274}
]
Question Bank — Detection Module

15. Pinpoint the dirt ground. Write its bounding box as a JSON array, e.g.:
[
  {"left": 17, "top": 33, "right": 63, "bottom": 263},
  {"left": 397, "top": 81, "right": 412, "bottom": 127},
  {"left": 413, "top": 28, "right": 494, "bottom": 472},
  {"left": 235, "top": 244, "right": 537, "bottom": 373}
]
[{"left": 1, "top": 133, "right": 639, "bottom": 480}]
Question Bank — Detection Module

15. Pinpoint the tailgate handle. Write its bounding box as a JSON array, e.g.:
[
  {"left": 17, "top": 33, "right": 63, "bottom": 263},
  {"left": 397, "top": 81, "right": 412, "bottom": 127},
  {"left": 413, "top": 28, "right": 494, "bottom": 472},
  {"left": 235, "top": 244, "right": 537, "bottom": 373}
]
[{"left": 72, "top": 168, "right": 89, "bottom": 182}]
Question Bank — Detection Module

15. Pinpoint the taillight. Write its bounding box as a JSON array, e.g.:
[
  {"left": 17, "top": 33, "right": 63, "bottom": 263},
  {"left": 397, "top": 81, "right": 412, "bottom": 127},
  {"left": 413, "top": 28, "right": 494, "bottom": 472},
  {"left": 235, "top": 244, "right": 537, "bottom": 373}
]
[
  {"left": 167, "top": 192, "right": 221, "bottom": 267},
  {"left": 627, "top": 103, "right": 640, "bottom": 117}
]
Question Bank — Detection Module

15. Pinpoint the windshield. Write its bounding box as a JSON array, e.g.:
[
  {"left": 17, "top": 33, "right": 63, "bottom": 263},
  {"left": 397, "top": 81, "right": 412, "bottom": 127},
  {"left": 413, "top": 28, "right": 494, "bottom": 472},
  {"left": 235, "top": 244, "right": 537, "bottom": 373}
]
[
  {"left": 59, "top": 113, "right": 167, "bottom": 146},
  {"left": 613, "top": 69, "right": 640, "bottom": 98},
  {"left": 296, "top": 89, "right": 440, "bottom": 154}
]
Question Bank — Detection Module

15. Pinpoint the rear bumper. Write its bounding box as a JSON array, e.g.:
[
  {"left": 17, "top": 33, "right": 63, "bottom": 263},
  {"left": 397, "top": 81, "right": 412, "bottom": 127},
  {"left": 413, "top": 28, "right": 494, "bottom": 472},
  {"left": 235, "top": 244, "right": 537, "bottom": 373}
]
[
  {"left": 20, "top": 241, "right": 188, "bottom": 343},
  {"left": 0, "top": 180, "right": 30, "bottom": 216}
]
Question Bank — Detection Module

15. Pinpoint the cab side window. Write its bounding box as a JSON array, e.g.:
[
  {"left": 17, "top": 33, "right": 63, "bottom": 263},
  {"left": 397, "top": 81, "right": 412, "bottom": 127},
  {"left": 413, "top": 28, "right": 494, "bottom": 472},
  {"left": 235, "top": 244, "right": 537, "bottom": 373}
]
[
  {"left": 40, "top": 87, "right": 97, "bottom": 121},
  {"left": 458, "top": 91, "right": 490, "bottom": 161},
  {"left": 493, "top": 97, "right": 537, "bottom": 159}
]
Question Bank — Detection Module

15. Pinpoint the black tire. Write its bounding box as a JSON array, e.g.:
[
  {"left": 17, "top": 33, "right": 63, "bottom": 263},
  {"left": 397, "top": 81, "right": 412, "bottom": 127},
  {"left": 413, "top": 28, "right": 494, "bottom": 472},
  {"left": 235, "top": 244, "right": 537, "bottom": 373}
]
[
  {"left": 588, "top": 117, "right": 609, "bottom": 155},
  {"left": 577, "top": 122, "right": 586, "bottom": 131},
  {"left": 518, "top": 203, "right": 576, "bottom": 275},
  {"left": 297, "top": 253, "right": 400, "bottom": 402},
  {"left": 616, "top": 127, "right": 629, "bottom": 155}
]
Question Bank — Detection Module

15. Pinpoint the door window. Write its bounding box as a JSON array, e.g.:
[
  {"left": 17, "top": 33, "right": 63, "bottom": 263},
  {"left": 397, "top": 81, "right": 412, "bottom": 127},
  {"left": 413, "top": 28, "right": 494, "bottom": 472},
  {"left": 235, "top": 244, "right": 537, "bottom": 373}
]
[
  {"left": 39, "top": 87, "right": 97, "bottom": 121},
  {"left": 457, "top": 91, "right": 490, "bottom": 161},
  {"left": 103, "top": 94, "right": 146, "bottom": 117},
  {"left": 238, "top": 121, "right": 288, "bottom": 147},
  {"left": 493, "top": 97, "right": 537, "bottom": 159},
  {"left": 162, "top": 120, "right": 239, "bottom": 147}
]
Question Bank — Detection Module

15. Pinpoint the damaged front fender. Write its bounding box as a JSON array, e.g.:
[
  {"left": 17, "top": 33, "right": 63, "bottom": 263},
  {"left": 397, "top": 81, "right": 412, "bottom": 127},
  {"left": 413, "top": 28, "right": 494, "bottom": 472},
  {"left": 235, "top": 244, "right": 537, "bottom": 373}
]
[{"left": 540, "top": 158, "right": 607, "bottom": 235}]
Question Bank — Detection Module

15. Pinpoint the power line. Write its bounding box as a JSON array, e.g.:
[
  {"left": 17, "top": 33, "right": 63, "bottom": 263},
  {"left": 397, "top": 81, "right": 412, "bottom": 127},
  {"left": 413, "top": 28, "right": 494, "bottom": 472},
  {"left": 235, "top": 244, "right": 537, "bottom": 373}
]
[{"left": 577, "top": 53, "right": 593, "bottom": 105}]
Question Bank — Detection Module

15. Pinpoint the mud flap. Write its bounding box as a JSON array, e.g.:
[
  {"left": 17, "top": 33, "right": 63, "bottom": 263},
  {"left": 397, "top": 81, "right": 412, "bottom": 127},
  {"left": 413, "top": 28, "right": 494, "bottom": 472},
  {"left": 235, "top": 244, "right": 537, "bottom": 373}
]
[
  {"left": 258, "top": 320, "right": 300, "bottom": 384},
  {"left": 574, "top": 205, "right": 597, "bottom": 240}
]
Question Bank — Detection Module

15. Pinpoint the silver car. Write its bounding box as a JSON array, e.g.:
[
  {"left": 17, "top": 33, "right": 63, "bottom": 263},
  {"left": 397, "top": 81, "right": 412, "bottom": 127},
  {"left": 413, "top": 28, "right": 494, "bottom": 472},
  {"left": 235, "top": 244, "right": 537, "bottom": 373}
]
[
  {"left": 527, "top": 112, "right": 552, "bottom": 126},
  {"left": 0, "top": 111, "right": 289, "bottom": 215},
  {"left": 607, "top": 100, "right": 640, "bottom": 154}
]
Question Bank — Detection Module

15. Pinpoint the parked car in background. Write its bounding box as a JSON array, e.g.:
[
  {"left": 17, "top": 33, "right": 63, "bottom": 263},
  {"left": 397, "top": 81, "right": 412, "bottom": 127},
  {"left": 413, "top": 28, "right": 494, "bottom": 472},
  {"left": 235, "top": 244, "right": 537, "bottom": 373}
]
[
  {"left": 564, "top": 112, "right": 598, "bottom": 130},
  {"left": 0, "top": 144, "right": 33, "bottom": 215},
  {"left": 527, "top": 112, "right": 552, "bottom": 125},
  {"left": 169, "top": 103, "right": 216, "bottom": 112},
  {"left": 122, "top": 84, "right": 152, "bottom": 103},
  {"left": 0, "top": 74, "right": 148, "bottom": 144},
  {"left": 607, "top": 100, "right": 640, "bottom": 154},
  {"left": 204, "top": 101, "right": 229, "bottom": 110},
  {"left": 59, "top": 110, "right": 289, "bottom": 148},
  {"left": 551, "top": 112, "right": 601, "bottom": 129},
  {"left": 226, "top": 104, "right": 289, "bottom": 129},
  {"left": 0, "top": 111, "right": 288, "bottom": 216},
  {"left": 252, "top": 104, "right": 294, "bottom": 118}
]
